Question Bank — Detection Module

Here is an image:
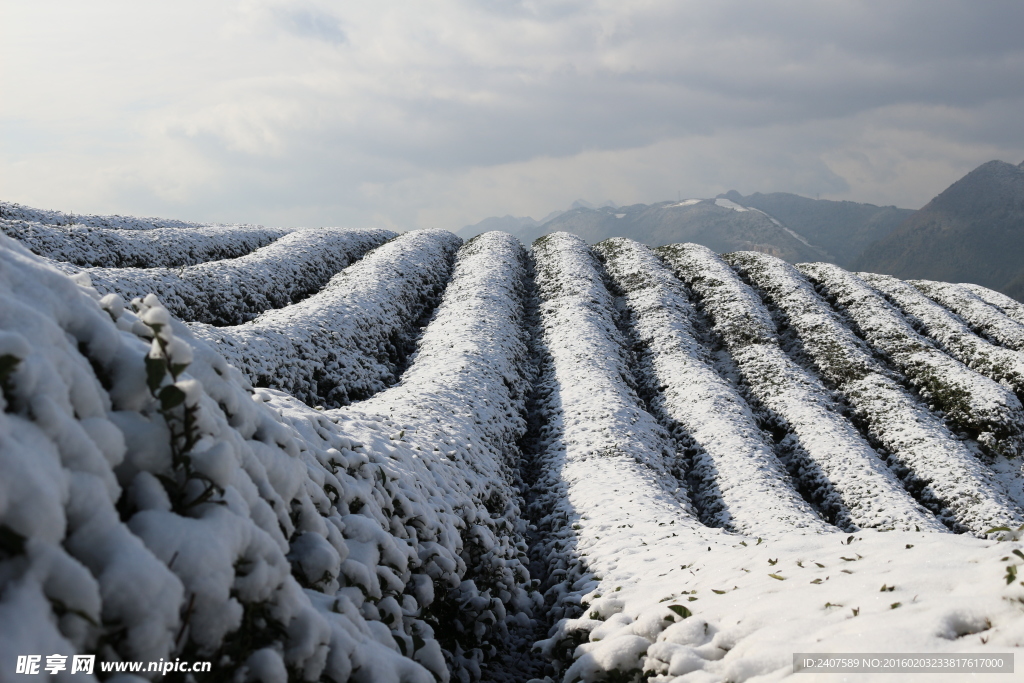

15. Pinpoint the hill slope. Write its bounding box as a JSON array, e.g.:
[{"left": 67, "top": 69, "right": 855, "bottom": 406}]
[
  {"left": 854, "top": 160, "right": 1024, "bottom": 295},
  {"left": 721, "top": 190, "right": 915, "bottom": 267}
]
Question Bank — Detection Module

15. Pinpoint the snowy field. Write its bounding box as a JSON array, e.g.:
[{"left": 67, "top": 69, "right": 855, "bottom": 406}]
[{"left": 1, "top": 202, "right": 1024, "bottom": 682}]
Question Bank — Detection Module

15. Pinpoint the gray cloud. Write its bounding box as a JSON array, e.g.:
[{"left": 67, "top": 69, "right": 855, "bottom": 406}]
[{"left": 1, "top": 0, "right": 1022, "bottom": 229}]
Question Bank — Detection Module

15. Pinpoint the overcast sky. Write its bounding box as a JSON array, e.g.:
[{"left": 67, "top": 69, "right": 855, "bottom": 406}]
[{"left": 3, "top": 0, "right": 1023, "bottom": 230}]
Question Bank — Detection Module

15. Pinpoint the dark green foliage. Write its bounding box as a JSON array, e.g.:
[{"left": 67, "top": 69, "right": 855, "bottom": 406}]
[
  {"left": 0, "top": 524, "right": 26, "bottom": 558},
  {"left": 666, "top": 604, "right": 691, "bottom": 619},
  {"left": 0, "top": 353, "right": 20, "bottom": 410}
]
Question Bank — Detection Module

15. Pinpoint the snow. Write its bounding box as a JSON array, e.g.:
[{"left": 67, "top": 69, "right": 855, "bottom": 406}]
[
  {"left": 189, "top": 230, "right": 462, "bottom": 408},
  {"left": 526, "top": 231, "right": 719, "bottom": 677},
  {"left": 3, "top": 202, "right": 1024, "bottom": 683},
  {"left": 915, "top": 281, "right": 1024, "bottom": 354},
  {"left": 523, "top": 236, "right": 1024, "bottom": 683},
  {"left": 713, "top": 199, "right": 749, "bottom": 212},
  {"left": 333, "top": 231, "right": 539, "bottom": 679},
  {"left": 712, "top": 200, "right": 818, "bottom": 249},
  {"left": 766, "top": 217, "right": 817, "bottom": 249},
  {"left": 964, "top": 284, "right": 1024, "bottom": 327},
  {"left": 0, "top": 200, "right": 220, "bottom": 231},
  {"left": 660, "top": 244, "right": 941, "bottom": 533},
  {"left": 864, "top": 274, "right": 1024, "bottom": 407},
  {"left": 551, "top": 528, "right": 1024, "bottom": 683},
  {"left": 0, "top": 229, "right": 537, "bottom": 682},
  {"left": 595, "top": 238, "right": 827, "bottom": 535},
  {"left": 0, "top": 215, "right": 291, "bottom": 268},
  {"left": 704, "top": 199, "right": 818, "bottom": 249},
  {"left": 727, "top": 252, "right": 1023, "bottom": 534},
  {"left": 800, "top": 263, "right": 1024, "bottom": 460},
  {"left": 64, "top": 228, "right": 395, "bottom": 325}
]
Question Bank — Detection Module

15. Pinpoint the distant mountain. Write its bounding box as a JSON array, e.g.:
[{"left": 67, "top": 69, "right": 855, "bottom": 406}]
[
  {"left": 569, "top": 199, "right": 619, "bottom": 210},
  {"left": 521, "top": 199, "right": 829, "bottom": 263},
  {"left": 455, "top": 215, "right": 542, "bottom": 239},
  {"left": 458, "top": 200, "right": 624, "bottom": 239},
  {"left": 720, "top": 191, "right": 915, "bottom": 267},
  {"left": 458, "top": 192, "right": 918, "bottom": 266},
  {"left": 456, "top": 209, "right": 564, "bottom": 240},
  {"left": 854, "top": 160, "right": 1024, "bottom": 297}
]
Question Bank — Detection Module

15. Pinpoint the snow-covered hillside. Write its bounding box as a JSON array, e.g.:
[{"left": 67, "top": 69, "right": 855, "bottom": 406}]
[{"left": 2, "top": 202, "right": 1024, "bottom": 683}]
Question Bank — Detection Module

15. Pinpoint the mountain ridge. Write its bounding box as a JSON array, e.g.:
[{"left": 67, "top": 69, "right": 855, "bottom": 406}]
[
  {"left": 854, "top": 159, "right": 1024, "bottom": 294},
  {"left": 458, "top": 192, "right": 914, "bottom": 266},
  {"left": 720, "top": 190, "right": 915, "bottom": 267}
]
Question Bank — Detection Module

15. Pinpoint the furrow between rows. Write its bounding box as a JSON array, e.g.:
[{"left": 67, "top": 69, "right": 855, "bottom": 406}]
[
  {"left": 801, "top": 263, "right": 1024, "bottom": 458},
  {"left": 189, "top": 229, "right": 462, "bottom": 409},
  {"left": 596, "top": 238, "right": 829, "bottom": 535},
  {"left": 660, "top": 244, "right": 942, "bottom": 533},
  {"left": 266, "top": 232, "right": 537, "bottom": 680},
  {"left": 729, "top": 252, "right": 1022, "bottom": 534},
  {"left": 66, "top": 228, "right": 396, "bottom": 325}
]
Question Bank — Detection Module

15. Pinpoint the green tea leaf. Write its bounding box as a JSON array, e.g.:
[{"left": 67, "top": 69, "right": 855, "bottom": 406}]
[
  {"left": 159, "top": 384, "right": 186, "bottom": 410},
  {"left": 667, "top": 605, "right": 692, "bottom": 618},
  {"left": 145, "top": 355, "right": 167, "bottom": 393}
]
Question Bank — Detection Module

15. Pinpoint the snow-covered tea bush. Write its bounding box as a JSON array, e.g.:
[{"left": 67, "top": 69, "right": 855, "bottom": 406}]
[
  {"left": 0, "top": 235, "right": 442, "bottom": 681},
  {"left": 660, "top": 244, "right": 940, "bottom": 533},
  {"left": 333, "top": 231, "right": 539, "bottom": 681},
  {"left": 67, "top": 228, "right": 395, "bottom": 325},
  {"left": 0, "top": 217, "right": 291, "bottom": 268},
  {"left": 728, "top": 252, "right": 1022, "bottom": 534},
  {"left": 0, "top": 200, "right": 213, "bottom": 230},
  {"left": 595, "top": 238, "right": 827, "bottom": 535},
  {"left": 964, "top": 283, "right": 1024, "bottom": 326},
  {"left": 525, "top": 232, "right": 717, "bottom": 680},
  {"left": 915, "top": 281, "right": 1024, "bottom": 354},
  {"left": 190, "top": 230, "right": 462, "bottom": 409},
  {"left": 800, "top": 263, "right": 1024, "bottom": 459},
  {"left": 863, "top": 274, "right": 1024, "bottom": 398},
  {"left": 0, "top": 230, "right": 535, "bottom": 683}
]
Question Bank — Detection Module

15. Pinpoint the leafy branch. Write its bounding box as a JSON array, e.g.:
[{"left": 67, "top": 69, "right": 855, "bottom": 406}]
[{"left": 136, "top": 299, "right": 224, "bottom": 514}]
